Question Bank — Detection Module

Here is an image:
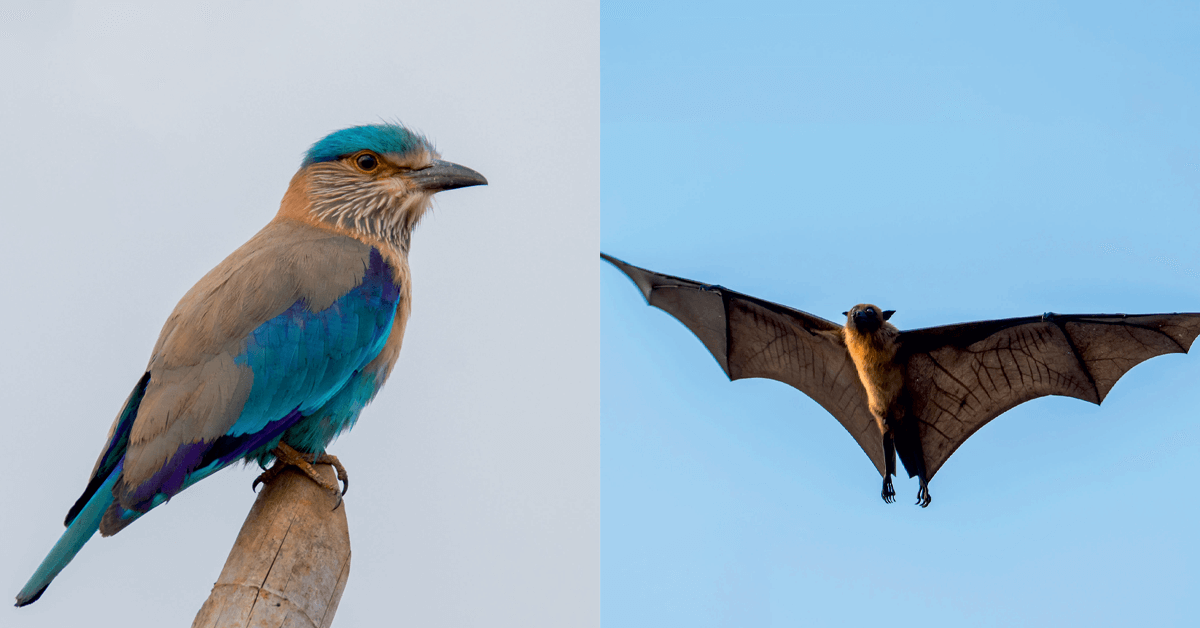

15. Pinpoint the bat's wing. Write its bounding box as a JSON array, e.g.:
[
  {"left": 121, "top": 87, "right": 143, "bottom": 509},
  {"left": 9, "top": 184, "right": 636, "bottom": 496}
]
[
  {"left": 603, "top": 254, "right": 886, "bottom": 475},
  {"left": 899, "top": 312, "right": 1200, "bottom": 478}
]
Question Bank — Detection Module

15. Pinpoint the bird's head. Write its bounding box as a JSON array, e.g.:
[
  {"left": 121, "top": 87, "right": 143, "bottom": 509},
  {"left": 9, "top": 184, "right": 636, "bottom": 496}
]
[
  {"left": 291, "top": 123, "right": 487, "bottom": 251},
  {"left": 843, "top": 304, "right": 895, "bottom": 335}
]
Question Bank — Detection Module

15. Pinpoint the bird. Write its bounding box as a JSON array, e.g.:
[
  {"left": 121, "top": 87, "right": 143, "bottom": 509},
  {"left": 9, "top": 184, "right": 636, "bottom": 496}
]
[
  {"left": 603, "top": 253, "right": 1200, "bottom": 507},
  {"left": 16, "top": 123, "right": 487, "bottom": 606}
]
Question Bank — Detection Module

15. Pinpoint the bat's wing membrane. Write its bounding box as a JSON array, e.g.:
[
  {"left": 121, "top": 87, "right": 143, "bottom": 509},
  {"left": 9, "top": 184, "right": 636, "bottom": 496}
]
[
  {"left": 604, "top": 254, "right": 885, "bottom": 475},
  {"left": 900, "top": 313, "right": 1200, "bottom": 478}
]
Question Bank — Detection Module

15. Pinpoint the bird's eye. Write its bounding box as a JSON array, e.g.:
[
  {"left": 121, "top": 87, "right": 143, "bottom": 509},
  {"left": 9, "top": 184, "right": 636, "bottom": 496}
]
[{"left": 355, "top": 153, "right": 379, "bottom": 172}]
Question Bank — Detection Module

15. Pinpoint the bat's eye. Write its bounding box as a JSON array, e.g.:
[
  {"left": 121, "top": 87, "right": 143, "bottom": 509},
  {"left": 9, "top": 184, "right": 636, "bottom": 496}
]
[
  {"left": 355, "top": 153, "right": 379, "bottom": 172},
  {"left": 867, "top": 308, "right": 875, "bottom": 314}
]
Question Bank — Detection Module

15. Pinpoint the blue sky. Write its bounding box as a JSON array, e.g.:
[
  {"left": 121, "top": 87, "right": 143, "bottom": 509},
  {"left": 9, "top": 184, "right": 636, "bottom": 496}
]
[{"left": 602, "top": 2, "right": 1199, "bottom": 626}]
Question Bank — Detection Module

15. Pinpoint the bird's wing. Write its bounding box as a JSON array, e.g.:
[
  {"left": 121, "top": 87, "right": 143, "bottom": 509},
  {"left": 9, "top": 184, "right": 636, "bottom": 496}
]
[
  {"left": 70, "top": 221, "right": 403, "bottom": 528},
  {"left": 899, "top": 313, "right": 1200, "bottom": 479},
  {"left": 604, "top": 254, "right": 885, "bottom": 475}
]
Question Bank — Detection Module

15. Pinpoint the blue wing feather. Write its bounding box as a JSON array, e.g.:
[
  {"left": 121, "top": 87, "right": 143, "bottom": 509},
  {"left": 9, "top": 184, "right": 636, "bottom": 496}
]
[
  {"left": 122, "top": 247, "right": 400, "bottom": 509},
  {"left": 63, "top": 373, "right": 150, "bottom": 527},
  {"left": 279, "top": 370, "right": 384, "bottom": 455}
]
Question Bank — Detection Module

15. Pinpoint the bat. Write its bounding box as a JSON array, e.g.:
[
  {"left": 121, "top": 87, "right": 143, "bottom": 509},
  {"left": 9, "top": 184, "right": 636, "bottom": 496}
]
[{"left": 602, "top": 253, "right": 1200, "bottom": 506}]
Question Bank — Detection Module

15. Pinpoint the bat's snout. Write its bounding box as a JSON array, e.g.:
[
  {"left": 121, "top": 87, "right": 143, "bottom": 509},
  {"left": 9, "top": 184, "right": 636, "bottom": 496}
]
[{"left": 853, "top": 310, "right": 882, "bottom": 332}]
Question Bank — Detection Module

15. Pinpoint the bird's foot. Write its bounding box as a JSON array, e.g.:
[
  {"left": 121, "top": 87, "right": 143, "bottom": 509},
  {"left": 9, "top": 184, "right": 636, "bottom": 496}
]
[
  {"left": 915, "top": 481, "right": 931, "bottom": 508},
  {"left": 881, "top": 477, "right": 895, "bottom": 504},
  {"left": 253, "top": 443, "right": 349, "bottom": 509}
]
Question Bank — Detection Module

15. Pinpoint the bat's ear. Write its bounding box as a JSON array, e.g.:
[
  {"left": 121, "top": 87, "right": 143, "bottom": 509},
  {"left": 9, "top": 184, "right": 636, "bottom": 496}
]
[
  {"left": 882, "top": 310, "right": 896, "bottom": 320},
  {"left": 841, "top": 311, "right": 849, "bottom": 317}
]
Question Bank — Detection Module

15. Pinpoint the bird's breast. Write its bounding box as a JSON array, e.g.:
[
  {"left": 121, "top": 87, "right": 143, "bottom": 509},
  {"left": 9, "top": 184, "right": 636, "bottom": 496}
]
[{"left": 357, "top": 244, "right": 412, "bottom": 386}]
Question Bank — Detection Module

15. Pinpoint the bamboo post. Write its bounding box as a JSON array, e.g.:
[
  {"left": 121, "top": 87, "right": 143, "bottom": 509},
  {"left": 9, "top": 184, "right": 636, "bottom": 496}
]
[{"left": 192, "top": 465, "right": 351, "bottom": 628}]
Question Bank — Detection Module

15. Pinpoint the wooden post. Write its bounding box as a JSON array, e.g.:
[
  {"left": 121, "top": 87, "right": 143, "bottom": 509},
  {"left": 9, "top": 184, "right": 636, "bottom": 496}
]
[{"left": 192, "top": 466, "right": 351, "bottom": 628}]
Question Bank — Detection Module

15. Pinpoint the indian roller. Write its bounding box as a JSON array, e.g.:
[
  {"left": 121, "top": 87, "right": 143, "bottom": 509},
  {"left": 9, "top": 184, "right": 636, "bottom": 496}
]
[{"left": 15, "top": 123, "right": 487, "bottom": 606}]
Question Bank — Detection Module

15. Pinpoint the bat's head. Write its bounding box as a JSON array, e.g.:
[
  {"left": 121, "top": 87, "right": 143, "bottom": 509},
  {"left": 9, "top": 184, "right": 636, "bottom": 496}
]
[{"left": 843, "top": 304, "right": 895, "bottom": 334}]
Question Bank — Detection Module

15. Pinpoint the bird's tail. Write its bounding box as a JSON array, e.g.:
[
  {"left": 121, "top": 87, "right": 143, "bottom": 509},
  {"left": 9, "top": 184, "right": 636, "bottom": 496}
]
[{"left": 15, "top": 462, "right": 122, "bottom": 607}]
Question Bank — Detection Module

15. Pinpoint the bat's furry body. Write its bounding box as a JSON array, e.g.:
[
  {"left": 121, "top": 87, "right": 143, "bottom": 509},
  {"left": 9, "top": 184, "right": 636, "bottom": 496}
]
[
  {"left": 841, "top": 304, "right": 928, "bottom": 504},
  {"left": 842, "top": 305, "right": 902, "bottom": 424},
  {"left": 604, "top": 254, "right": 1200, "bottom": 507}
]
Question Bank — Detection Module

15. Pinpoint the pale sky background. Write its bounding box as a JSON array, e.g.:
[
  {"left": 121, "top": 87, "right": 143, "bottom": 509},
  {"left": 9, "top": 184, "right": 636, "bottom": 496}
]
[
  {"left": 603, "top": 1, "right": 1199, "bottom": 626},
  {"left": 0, "top": 2, "right": 598, "bottom": 627}
]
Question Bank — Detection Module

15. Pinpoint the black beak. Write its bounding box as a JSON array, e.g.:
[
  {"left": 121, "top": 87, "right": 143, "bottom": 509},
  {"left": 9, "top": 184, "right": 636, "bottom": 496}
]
[{"left": 405, "top": 159, "right": 488, "bottom": 192}]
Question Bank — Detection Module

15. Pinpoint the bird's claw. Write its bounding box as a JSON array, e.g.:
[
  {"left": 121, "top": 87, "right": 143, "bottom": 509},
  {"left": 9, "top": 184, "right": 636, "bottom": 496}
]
[
  {"left": 312, "top": 452, "right": 349, "bottom": 496},
  {"left": 881, "top": 477, "right": 896, "bottom": 504},
  {"left": 309, "top": 452, "right": 349, "bottom": 511},
  {"left": 252, "top": 443, "right": 349, "bottom": 507},
  {"left": 252, "top": 464, "right": 285, "bottom": 493}
]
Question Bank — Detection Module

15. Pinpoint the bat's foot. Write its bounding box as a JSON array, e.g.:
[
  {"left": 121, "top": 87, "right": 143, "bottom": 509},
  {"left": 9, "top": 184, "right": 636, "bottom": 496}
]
[
  {"left": 915, "top": 481, "right": 931, "bottom": 508},
  {"left": 881, "top": 477, "right": 895, "bottom": 504},
  {"left": 253, "top": 443, "right": 349, "bottom": 509}
]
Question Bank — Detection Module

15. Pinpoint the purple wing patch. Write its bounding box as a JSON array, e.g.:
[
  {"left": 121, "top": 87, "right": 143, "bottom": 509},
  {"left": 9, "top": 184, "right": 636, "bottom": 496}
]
[{"left": 120, "top": 408, "right": 304, "bottom": 512}]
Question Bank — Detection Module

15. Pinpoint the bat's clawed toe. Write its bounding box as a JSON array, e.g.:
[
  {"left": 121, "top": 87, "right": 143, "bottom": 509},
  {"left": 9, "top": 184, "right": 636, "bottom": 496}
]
[
  {"left": 915, "top": 482, "right": 931, "bottom": 508},
  {"left": 881, "top": 477, "right": 896, "bottom": 504}
]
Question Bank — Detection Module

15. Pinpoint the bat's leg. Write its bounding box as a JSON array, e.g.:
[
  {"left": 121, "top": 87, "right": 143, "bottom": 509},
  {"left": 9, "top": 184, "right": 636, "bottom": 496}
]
[
  {"left": 912, "top": 449, "right": 931, "bottom": 508},
  {"left": 892, "top": 413, "right": 931, "bottom": 508},
  {"left": 907, "top": 434, "right": 936, "bottom": 509},
  {"left": 915, "top": 474, "right": 931, "bottom": 508},
  {"left": 881, "top": 431, "right": 896, "bottom": 504}
]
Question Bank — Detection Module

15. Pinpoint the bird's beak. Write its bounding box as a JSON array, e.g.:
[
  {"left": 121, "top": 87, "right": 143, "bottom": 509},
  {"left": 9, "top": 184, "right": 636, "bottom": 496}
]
[{"left": 405, "top": 159, "right": 488, "bottom": 192}]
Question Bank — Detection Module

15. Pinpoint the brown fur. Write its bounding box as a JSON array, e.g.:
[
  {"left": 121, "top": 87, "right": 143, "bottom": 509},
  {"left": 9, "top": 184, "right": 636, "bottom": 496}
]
[{"left": 841, "top": 304, "right": 902, "bottom": 434}]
